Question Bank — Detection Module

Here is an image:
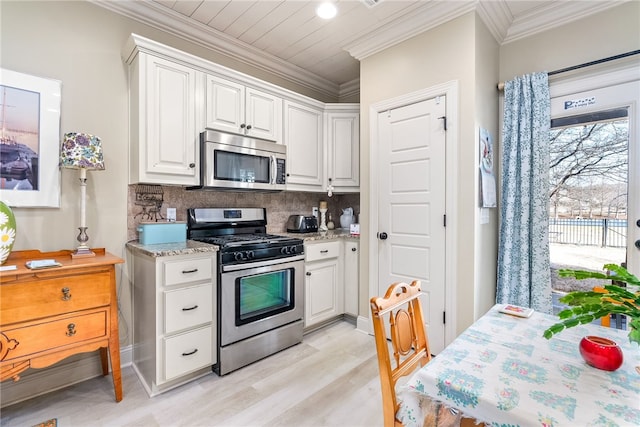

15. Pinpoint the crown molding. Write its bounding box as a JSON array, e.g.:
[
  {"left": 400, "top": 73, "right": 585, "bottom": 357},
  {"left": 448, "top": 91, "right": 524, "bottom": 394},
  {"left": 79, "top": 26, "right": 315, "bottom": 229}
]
[
  {"left": 476, "top": 0, "right": 513, "bottom": 43},
  {"left": 343, "top": 1, "right": 478, "bottom": 61},
  {"left": 90, "top": 0, "right": 341, "bottom": 100},
  {"left": 338, "top": 78, "right": 361, "bottom": 101},
  {"left": 502, "top": 0, "right": 629, "bottom": 44}
]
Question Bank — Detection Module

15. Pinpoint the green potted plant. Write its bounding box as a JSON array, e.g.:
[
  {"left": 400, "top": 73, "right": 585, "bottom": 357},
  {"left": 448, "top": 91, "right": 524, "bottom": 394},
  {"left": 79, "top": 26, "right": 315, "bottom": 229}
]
[{"left": 543, "top": 263, "right": 640, "bottom": 346}]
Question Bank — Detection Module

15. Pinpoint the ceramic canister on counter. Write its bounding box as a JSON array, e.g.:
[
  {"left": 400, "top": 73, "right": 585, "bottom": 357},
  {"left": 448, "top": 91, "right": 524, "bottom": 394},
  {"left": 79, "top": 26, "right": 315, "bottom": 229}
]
[{"left": 0, "top": 201, "right": 16, "bottom": 265}]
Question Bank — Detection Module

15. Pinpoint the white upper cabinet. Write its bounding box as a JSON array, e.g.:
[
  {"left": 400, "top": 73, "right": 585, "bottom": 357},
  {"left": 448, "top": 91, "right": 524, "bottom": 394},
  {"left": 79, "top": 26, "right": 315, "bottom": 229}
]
[
  {"left": 206, "top": 74, "right": 282, "bottom": 142},
  {"left": 325, "top": 105, "right": 359, "bottom": 192},
  {"left": 283, "top": 100, "right": 324, "bottom": 190},
  {"left": 127, "top": 53, "right": 203, "bottom": 186}
]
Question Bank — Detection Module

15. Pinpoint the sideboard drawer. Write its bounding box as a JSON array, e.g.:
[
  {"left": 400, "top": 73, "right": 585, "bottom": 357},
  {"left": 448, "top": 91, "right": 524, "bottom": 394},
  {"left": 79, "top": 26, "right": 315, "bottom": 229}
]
[
  {"left": 163, "top": 326, "right": 213, "bottom": 381},
  {"left": 1, "top": 271, "right": 111, "bottom": 325},
  {"left": 1, "top": 309, "right": 108, "bottom": 361},
  {"left": 162, "top": 257, "right": 213, "bottom": 287}
]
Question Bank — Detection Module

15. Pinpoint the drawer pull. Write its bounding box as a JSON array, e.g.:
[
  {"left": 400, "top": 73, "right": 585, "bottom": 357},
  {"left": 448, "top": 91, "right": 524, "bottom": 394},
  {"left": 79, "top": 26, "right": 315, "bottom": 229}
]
[
  {"left": 182, "top": 348, "right": 198, "bottom": 356},
  {"left": 320, "top": 250, "right": 329, "bottom": 253},
  {"left": 61, "top": 287, "right": 72, "bottom": 301},
  {"left": 182, "top": 305, "right": 199, "bottom": 311},
  {"left": 182, "top": 268, "right": 199, "bottom": 274},
  {"left": 66, "top": 323, "right": 77, "bottom": 337}
]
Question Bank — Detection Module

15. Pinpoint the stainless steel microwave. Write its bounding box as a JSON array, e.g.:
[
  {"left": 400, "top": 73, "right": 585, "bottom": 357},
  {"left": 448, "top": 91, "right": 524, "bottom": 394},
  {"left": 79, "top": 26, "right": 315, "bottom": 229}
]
[{"left": 197, "top": 129, "right": 286, "bottom": 191}]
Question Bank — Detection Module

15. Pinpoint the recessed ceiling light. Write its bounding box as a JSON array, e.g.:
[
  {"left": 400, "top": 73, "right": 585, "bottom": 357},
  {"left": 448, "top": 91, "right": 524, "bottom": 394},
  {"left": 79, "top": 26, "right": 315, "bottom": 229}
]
[{"left": 316, "top": 2, "right": 337, "bottom": 20}]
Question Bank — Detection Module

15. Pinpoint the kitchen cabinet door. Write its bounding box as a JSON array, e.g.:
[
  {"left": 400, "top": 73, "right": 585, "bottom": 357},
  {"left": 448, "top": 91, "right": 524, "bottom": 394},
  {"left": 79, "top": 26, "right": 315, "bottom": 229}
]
[
  {"left": 343, "top": 241, "right": 359, "bottom": 317},
  {"left": 206, "top": 75, "right": 281, "bottom": 142},
  {"left": 304, "top": 258, "right": 342, "bottom": 328},
  {"left": 283, "top": 100, "right": 324, "bottom": 190},
  {"left": 128, "top": 53, "right": 203, "bottom": 185},
  {"left": 326, "top": 107, "right": 359, "bottom": 192}
]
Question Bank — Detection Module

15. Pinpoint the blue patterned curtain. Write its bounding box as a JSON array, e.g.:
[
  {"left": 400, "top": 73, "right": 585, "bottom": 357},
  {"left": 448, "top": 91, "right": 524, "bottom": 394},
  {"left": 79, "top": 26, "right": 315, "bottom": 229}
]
[{"left": 496, "top": 72, "right": 552, "bottom": 313}]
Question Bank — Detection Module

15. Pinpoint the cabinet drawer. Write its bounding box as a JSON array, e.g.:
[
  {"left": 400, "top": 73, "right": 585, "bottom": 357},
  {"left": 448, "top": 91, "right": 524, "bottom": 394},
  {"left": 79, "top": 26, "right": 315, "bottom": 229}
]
[
  {"left": 1, "top": 272, "right": 111, "bottom": 325},
  {"left": 1, "top": 309, "right": 108, "bottom": 361},
  {"left": 163, "top": 326, "right": 213, "bottom": 381},
  {"left": 162, "top": 257, "right": 213, "bottom": 287},
  {"left": 164, "top": 283, "right": 213, "bottom": 334},
  {"left": 305, "top": 241, "right": 340, "bottom": 262}
]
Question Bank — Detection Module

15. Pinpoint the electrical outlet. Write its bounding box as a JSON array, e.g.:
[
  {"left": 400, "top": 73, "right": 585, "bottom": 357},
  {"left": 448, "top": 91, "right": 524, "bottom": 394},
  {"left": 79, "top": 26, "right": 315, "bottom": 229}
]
[
  {"left": 312, "top": 207, "right": 319, "bottom": 218},
  {"left": 166, "top": 208, "right": 177, "bottom": 222}
]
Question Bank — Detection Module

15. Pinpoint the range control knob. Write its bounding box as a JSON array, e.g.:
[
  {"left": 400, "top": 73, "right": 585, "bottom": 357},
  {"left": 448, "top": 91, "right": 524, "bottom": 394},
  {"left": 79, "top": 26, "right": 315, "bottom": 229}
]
[
  {"left": 234, "top": 252, "right": 244, "bottom": 261},
  {"left": 246, "top": 250, "right": 255, "bottom": 260}
]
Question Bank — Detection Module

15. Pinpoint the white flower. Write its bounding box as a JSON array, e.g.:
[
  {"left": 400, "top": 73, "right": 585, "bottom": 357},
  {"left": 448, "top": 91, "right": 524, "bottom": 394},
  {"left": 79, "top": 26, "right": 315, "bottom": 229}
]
[
  {"left": 0, "top": 211, "right": 8, "bottom": 226},
  {"left": 0, "top": 246, "right": 9, "bottom": 262},
  {"left": 0, "top": 226, "right": 15, "bottom": 247}
]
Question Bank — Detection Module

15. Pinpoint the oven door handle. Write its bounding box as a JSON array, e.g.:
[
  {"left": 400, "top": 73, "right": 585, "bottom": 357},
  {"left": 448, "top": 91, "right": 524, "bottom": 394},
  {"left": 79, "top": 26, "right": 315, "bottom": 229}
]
[{"left": 222, "top": 254, "right": 305, "bottom": 272}]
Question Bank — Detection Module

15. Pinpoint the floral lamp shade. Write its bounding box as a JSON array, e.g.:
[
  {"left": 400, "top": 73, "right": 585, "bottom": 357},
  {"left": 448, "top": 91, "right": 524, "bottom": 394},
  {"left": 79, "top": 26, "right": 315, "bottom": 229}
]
[{"left": 60, "top": 132, "right": 105, "bottom": 170}]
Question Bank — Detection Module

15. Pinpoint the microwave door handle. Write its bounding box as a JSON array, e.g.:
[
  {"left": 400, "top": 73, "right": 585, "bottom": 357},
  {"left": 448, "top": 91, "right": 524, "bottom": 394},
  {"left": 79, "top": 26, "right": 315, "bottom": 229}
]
[{"left": 270, "top": 155, "right": 276, "bottom": 185}]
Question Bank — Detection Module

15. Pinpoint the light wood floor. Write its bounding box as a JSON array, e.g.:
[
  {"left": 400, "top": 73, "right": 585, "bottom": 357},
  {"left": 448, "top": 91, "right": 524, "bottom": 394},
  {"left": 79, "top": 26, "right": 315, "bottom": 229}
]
[{"left": 1, "top": 321, "right": 384, "bottom": 427}]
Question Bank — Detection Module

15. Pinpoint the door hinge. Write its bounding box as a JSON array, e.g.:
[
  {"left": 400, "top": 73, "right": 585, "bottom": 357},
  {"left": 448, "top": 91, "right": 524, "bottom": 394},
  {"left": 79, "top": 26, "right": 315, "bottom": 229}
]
[
  {"left": 443, "top": 214, "right": 446, "bottom": 227},
  {"left": 443, "top": 311, "right": 446, "bottom": 324}
]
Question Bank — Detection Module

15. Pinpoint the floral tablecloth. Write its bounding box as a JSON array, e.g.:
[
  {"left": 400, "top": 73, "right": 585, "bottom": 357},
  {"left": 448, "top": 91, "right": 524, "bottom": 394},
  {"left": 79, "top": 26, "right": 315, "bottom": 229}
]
[{"left": 397, "top": 304, "right": 640, "bottom": 427}]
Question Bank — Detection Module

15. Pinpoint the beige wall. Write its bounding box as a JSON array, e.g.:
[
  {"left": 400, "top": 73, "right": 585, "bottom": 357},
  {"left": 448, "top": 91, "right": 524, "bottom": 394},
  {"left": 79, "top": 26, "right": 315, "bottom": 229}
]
[
  {"left": 500, "top": 1, "right": 640, "bottom": 82},
  {"left": 473, "top": 15, "right": 500, "bottom": 316},
  {"left": 360, "top": 12, "right": 487, "bottom": 334}
]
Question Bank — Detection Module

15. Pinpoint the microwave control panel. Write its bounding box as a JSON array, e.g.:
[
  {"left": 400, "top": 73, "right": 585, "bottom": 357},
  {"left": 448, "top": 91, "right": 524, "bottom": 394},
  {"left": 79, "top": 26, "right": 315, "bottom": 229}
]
[{"left": 276, "top": 159, "right": 286, "bottom": 184}]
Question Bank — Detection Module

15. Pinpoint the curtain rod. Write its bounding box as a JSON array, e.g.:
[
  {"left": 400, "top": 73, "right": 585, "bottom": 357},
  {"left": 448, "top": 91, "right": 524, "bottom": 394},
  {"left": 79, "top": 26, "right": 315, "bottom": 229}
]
[{"left": 497, "top": 50, "right": 640, "bottom": 91}]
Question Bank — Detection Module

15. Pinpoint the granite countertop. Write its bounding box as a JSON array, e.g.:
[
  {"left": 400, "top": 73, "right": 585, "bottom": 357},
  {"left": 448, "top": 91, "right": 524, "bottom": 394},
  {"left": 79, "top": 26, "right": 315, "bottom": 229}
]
[
  {"left": 281, "top": 229, "right": 360, "bottom": 242},
  {"left": 126, "top": 240, "right": 219, "bottom": 257},
  {"left": 126, "top": 230, "right": 359, "bottom": 258}
]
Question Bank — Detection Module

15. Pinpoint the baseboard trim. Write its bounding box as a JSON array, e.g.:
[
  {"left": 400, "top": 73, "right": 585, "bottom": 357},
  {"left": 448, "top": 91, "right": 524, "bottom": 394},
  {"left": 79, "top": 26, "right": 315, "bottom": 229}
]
[
  {"left": 356, "top": 315, "right": 372, "bottom": 335},
  {"left": 0, "top": 345, "right": 132, "bottom": 408}
]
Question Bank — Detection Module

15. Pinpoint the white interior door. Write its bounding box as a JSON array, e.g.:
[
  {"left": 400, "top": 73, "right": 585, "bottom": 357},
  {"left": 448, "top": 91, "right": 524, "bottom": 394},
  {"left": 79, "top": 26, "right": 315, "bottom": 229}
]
[{"left": 377, "top": 96, "right": 447, "bottom": 354}]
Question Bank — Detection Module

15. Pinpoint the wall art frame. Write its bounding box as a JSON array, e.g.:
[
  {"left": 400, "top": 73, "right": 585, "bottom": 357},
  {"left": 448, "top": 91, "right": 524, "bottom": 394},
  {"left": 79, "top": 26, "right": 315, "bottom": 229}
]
[{"left": 0, "top": 68, "right": 62, "bottom": 207}]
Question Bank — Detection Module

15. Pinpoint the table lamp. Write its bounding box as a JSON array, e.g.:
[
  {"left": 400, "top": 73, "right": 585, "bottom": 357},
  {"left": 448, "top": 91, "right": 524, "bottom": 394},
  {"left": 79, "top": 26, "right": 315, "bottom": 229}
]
[{"left": 60, "top": 132, "right": 105, "bottom": 258}]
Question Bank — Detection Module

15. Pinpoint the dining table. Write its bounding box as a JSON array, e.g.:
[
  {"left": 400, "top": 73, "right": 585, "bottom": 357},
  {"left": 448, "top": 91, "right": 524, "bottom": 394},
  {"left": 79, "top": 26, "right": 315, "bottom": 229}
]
[{"left": 397, "top": 304, "right": 640, "bottom": 427}]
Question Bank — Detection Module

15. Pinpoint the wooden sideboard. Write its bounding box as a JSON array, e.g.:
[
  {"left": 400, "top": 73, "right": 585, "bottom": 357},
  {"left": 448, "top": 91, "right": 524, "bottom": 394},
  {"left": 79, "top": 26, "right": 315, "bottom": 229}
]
[{"left": 0, "top": 248, "right": 124, "bottom": 402}]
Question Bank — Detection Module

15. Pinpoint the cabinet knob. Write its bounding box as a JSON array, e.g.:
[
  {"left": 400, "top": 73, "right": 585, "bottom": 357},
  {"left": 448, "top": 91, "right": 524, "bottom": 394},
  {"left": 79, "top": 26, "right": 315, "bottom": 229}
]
[
  {"left": 351, "top": 247, "right": 357, "bottom": 252},
  {"left": 61, "top": 287, "right": 72, "bottom": 301},
  {"left": 240, "top": 124, "right": 246, "bottom": 129},
  {"left": 246, "top": 125, "right": 252, "bottom": 130},
  {"left": 306, "top": 272, "right": 311, "bottom": 276},
  {"left": 66, "top": 323, "right": 76, "bottom": 337},
  {"left": 189, "top": 163, "right": 196, "bottom": 168}
]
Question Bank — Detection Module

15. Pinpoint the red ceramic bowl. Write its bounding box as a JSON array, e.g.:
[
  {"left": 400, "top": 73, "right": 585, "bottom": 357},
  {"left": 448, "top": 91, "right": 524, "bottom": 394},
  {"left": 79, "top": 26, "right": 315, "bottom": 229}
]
[{"left": 579, "top": 336, "right": 623, "bottom": 371}]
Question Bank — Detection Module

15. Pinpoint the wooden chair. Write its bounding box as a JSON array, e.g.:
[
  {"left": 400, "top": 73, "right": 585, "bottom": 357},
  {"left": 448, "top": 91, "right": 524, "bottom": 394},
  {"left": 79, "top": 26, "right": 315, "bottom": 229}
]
[{"left": 370, "top": 280, "right": 431, "bottom": 427}]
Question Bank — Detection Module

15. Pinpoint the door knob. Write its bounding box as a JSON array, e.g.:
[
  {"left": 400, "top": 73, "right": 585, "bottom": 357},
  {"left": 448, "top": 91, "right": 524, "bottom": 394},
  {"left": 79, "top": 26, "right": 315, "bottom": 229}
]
[{"left": 378, "top": 232, "right": 388, "bottom": 240}]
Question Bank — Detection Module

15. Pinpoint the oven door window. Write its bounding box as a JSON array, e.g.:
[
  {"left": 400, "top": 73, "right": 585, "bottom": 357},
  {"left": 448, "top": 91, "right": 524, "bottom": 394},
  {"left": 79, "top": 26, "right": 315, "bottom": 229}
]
[
  {"left": 214, "top": 150, "right": 270, "bottom": 183},
  {"left": 236, "top": 269, "right": 294, "bottom": 325}
]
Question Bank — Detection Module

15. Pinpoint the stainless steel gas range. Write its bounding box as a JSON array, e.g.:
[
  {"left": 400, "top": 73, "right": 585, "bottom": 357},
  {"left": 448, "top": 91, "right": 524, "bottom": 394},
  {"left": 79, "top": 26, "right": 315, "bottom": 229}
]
[{"left": 187, "top": 207, "right": 304, "bottom": 375}]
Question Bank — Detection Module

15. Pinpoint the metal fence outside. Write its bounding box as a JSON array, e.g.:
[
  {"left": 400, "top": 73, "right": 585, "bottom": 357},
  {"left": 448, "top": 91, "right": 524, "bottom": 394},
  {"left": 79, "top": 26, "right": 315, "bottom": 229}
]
[{"left": 549, "top": 218, "right": 627, "bottom": 248}]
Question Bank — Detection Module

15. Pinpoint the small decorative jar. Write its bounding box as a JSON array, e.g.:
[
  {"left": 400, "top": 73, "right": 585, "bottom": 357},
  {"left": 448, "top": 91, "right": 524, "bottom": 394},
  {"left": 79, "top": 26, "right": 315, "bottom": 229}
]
[
  {"left": 0, "top": 201, "right": 16, "bottom": 265},
  {"left": 579, "top": 335, "right": 623, "bottom": 371}
]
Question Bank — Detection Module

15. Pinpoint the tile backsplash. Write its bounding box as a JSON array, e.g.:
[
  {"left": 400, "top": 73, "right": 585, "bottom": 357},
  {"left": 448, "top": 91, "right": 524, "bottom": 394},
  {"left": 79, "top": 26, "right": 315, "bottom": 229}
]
[{"left": 127, "top": 185, "right": 360, "bottom": 241}]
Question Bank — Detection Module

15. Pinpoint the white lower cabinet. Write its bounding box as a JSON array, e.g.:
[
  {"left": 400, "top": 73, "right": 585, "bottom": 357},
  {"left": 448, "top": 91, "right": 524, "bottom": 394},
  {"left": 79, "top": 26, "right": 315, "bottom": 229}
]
[
  {"left": 131, "top": 251, "right": 217, "bottom": 396},
  {"left": 343, "top": 241, "right": 359, "bottom": 317},
  {"left": 304, "top": 241, "right": 343, "bottom": 328}
]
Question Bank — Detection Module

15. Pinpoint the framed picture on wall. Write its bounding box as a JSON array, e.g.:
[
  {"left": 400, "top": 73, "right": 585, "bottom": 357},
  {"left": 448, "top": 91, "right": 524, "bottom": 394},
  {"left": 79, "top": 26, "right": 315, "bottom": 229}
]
[{"left": 0, "top": 68, "right": 62, "bottom": 207}]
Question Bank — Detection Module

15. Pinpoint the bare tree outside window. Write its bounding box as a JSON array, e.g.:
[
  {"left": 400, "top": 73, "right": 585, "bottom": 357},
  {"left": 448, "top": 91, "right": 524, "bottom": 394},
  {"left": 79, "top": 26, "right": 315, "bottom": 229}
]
[{"left": 548, "top": 111, "right": 628, "bottom": 296}]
